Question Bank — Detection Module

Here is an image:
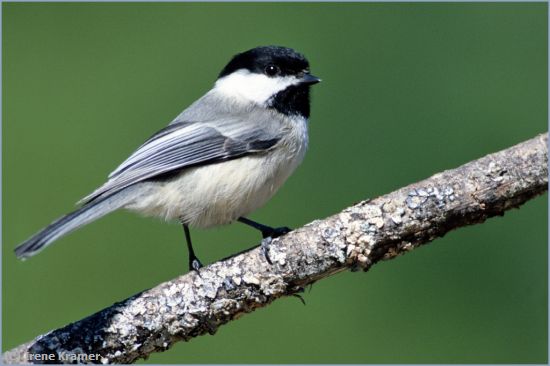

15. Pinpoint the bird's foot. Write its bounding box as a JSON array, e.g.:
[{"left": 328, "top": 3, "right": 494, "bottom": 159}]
[
  {"left": 261, "top": 226, "right": 291, "bottom": 239},
  {"left": 189, "top": 256, "right": 203, "bottom": 272},
  {"left": 259, "top": 227, "right": 292, "bottom": 264},
  {"left": 260, "top": 237, "right": 273, "bottom": 264}
]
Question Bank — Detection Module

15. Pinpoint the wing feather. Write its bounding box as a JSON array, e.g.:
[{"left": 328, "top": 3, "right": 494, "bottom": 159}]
[{"left": 80, "top": 121, "right": 279, "bottom": 204}]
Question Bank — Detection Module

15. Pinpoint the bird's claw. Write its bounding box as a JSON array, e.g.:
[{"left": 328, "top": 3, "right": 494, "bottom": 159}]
[
  {"left": 261, "top": 226, "right": 291, "bottom": 239},
  {"left": 189, "top": 257, "right": 203, "bottom": 272},
  {"left": 260, "top": 237, "right": 273, "bottom": 264},
  {"left": 259, "top": 226, "right": 292, "bottom": 264}
]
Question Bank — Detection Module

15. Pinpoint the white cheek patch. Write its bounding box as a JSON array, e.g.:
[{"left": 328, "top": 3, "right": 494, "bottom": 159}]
[{"left": 214, "top": 69, "right": 299, "bottom": 105}]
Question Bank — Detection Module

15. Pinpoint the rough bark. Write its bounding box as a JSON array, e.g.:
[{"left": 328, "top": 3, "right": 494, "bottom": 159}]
[{"left": 4, "top": 133, "right": 548, "bottom": 364}]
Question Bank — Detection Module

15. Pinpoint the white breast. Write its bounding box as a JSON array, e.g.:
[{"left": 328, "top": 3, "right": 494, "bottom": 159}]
[{"left": 126, "top": 115, "right": 308, "bottom": 228}]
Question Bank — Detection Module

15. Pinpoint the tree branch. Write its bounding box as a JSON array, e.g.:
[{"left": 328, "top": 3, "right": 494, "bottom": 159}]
[{"left": 4, "top": 133, "right": 548, "bottom": 364}]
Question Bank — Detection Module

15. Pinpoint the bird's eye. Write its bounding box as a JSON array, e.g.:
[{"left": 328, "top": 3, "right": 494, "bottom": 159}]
[{"left": 264, "top": 65, "right": 280, "bottom": 77}]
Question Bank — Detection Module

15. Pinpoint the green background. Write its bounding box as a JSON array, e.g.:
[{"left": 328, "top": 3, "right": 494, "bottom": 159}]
[{"left": 3, "top": 3, "right": 547, "bottom": 364}]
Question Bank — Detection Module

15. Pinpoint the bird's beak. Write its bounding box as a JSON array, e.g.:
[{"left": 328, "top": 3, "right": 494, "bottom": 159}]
[{"left": 300, "top": 73, "right": 321, "bottom": 85}]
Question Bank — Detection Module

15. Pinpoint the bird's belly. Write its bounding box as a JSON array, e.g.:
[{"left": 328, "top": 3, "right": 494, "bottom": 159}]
[{"left": 125, "top": 151, "right": 301, "bottom": 228}]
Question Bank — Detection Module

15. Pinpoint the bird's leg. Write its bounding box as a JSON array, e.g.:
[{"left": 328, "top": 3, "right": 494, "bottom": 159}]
[
  {"left": 237, "top": 217, "right": 291, "bottom": 238},
  {"left": 237, "top": 217, "right": 291, "bottom": 264},
  {"left": 182, "top": 224, "right": 203, "bottom": 271}
]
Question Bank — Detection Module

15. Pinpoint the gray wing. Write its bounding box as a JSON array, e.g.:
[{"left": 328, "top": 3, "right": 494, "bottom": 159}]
[{"left": 80, "top": 120, "right": 280, "bottom": 204}]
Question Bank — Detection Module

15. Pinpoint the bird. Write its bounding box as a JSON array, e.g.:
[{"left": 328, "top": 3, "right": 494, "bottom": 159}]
[{"left": 14, "top": 45, "right": 321, "bottom": 271}]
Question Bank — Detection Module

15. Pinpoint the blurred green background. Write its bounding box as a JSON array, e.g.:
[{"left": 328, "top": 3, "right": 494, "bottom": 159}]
[{"left": 3, "top": 3, "right": 547, "bottom": 364}]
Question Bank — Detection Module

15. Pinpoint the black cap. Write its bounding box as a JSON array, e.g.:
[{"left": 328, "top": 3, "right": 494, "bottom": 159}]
[{"left": 219, "top": 46, "right": 310, "bottom": 79}]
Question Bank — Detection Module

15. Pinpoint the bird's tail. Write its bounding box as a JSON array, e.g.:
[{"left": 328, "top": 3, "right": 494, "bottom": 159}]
[{"left": 14, "top": 189, "right": 136, "bottom": 259}]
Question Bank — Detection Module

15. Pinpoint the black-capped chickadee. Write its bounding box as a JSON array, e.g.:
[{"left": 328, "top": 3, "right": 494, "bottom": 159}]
[{"left": 14, "top": 46, "right": 321, "bottom": 271}]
